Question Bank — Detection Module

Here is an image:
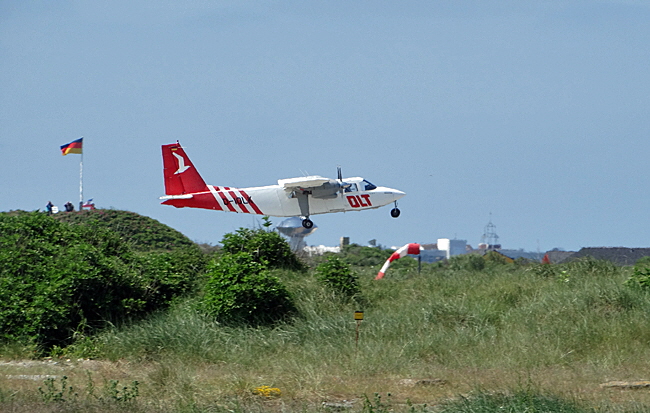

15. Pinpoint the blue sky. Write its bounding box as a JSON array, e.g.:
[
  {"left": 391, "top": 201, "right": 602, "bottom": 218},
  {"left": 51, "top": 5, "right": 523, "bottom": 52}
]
[{"left": 2, "top": 1, "right": 649, "bottom": 252}]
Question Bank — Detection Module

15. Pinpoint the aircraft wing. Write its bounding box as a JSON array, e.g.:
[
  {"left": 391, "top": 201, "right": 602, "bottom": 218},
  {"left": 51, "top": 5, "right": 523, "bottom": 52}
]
[{"left": 278, "top": 176, "right": 331, "bottom": 189}]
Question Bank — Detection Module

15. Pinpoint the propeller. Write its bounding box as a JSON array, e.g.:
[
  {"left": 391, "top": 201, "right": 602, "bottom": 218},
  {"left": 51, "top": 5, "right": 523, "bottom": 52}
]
[{"left": 336, "top": 166, "right": 351, "bottom": 192}]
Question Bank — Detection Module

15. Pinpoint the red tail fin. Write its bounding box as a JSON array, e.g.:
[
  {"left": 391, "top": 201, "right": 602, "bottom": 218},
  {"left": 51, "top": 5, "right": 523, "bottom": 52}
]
[{"left": 162, "top": 142, "right": 208, "bottom": 195}]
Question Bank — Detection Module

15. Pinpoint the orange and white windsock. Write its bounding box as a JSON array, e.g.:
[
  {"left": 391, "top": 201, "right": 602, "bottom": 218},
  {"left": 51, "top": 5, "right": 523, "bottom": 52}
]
[{"left": 375, "top": 243, "right": 422, "bottom": 280}]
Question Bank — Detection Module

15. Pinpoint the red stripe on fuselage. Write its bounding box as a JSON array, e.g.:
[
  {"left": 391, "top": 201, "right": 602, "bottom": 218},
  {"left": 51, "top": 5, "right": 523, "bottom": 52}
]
[
  {"left": 215, "top": 187, "right": 237, "bottom": 212},
  {"left": 227, "top": 189, "right": 250, "bottom": 213},
  {"left": 206, "top": 186, "right": 224, "bottom": 211},
  {"left": 239, "top": 189, "right": 263, "bottom": 215},
  {"left": 210, "top": 187, "right": 263, "bottom": 215}
]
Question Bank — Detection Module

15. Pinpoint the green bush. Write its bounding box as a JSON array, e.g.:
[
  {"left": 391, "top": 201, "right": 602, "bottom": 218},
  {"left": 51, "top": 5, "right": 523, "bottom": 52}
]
[
  {"left": 563, "top": 256, "right": 618, "bottom": 277},
  {"left": 447, "top": 253, "right": 486, "bottom": 271},
  {"left": 626, "top": 262, "right": 650, "bottom": 289},
  {"left": 220, "top": 223, "right": 305, "bottom": 271},
  {"left": 315, "top": 256, "right": 361, "bottom": 300},
  {"left": 0, "top": 211, "right": 204, "bottom": 350},
  {"left": 529, "top": 262, "right": 558, "bottom": 278},
  {"left": 54, "top": 209, "right": 197, "bottom": 252},
  {"left": 133, "top": 247, "right": 207, "bottom": 310},
  {"left": 339, "top": 244, "right": 392, "bottom": 267},
  {"left": 201, "top": 252, "right": 296, "bottom": 325},
  {"left": 0, "top": 213, "right": 136, "bottom": 347}
]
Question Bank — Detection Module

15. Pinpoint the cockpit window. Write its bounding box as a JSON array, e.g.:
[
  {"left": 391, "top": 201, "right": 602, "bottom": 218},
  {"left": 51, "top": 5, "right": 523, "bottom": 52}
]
[
  {"left": 363, "top": 180, "right": 377, "bottom": 191},
  {"left": 344, "top": 183, "right": 358, "bottom": 192}
]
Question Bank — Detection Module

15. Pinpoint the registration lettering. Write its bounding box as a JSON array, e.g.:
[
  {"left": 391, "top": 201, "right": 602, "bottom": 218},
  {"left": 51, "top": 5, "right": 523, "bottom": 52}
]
[{"left": 223, "top": 195, "right": 252, "bottom": 205}]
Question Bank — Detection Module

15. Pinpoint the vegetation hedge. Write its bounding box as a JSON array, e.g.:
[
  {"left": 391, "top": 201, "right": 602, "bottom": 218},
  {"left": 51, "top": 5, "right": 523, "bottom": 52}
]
[
  {"left": 315, "top": 256, "right": 361, "bottom": 300},
  {"left": 54, "top": 209, "right": 197, "bottom": 252},
  {"left": 201, "top": 252, "right": 297, "bottom": 326},
  {"left": 626, "top": 257, "right": 650, "bottom": 290},
  {"left": 338, "top": 243, "right": 392, "bottom": 266},
  {"left": 220, "top": 224, "right": 305, "bottom": 271},
  {"left": 0, "top": 211, "right": 206, "bottom": 350}
]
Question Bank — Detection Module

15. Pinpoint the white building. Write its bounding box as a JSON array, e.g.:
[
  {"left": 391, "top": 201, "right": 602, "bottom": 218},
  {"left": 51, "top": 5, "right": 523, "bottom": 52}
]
[{"left": 437, "top": 238, "right": 467, "bottom": 259}]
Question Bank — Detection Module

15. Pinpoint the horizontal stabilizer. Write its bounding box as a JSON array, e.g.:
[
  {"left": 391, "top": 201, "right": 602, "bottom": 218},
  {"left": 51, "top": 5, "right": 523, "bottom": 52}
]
[{"left": 159, "top": 194, "right": 194, "bottom": 200}]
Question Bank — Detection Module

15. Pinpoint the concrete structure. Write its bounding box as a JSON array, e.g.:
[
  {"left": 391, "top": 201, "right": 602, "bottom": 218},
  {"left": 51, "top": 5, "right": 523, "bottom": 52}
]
[
  {"left": 437, "top": 238, "right": 467, "bottom": 259},
  {"left": 303, "top": 245, "right": 340, "bottom": 256},
  {"left": 420, "top": 249, "right": 447, "bottom": 263},
  {"left": 419, "top": 238, "right": 468, "bottom": 263},
  {"left": 276, "top": 217, "right": 317, "bottom": 252}
]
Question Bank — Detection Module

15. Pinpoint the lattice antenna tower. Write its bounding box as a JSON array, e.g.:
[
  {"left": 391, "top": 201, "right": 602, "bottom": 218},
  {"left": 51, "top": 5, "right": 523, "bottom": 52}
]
[{"left": 481, "top": 214, "right": 499, "bottom": 247}]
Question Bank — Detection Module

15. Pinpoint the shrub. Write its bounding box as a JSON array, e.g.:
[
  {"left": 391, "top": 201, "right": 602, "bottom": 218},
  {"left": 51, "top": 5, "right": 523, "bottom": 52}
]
[
  {"left": 529, "top": 262, "right": 558, "bottom": 278},
  {"left": 201, "top": 252, "right": 296, "bottom": 325},
  {"left": 339, "top": 244, "right": 392, "bottom": 267},
  {"left": 626, "top": 262, "right": 650, "bottom": 290},
  {"left": 54, "top": 209, "right": 197, "bottom": 252},
  {"left": 133, "top": 247, "right": 207, "bottom": 310},
  {"left": 0, "top": 211, "right": 204, "bottom": 350},
  {"left": 563, "top": 256, "right": 618, "bottom": 277},
  {"left": 0, "top": 213, "right": 137, "bottom": 347},
  {"left": 315, "top": 256, "right": 361, "bottom": 300},
  {"left": 447, "top": 254, "right": 486, "bottom": 271},
  {"left": 220, "top": 223, "right": 305, "bottom": 271},
  {"left": 483, "top": 250, "right": 513, "bottom": 265}
]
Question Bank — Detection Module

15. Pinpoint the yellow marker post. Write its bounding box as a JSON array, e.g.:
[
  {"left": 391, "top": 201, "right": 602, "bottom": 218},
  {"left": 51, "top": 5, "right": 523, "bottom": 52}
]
[{"left": 354, "top": 311, "right": 364, "bottom": 350}]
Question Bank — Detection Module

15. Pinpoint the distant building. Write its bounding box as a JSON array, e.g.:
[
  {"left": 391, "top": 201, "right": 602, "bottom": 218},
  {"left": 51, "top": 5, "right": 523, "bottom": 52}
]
[
  {"left": 438, "top": 238, "right": 468, "bottom": 259},
  {"left": 545, "top": 249, "right": 575, "bottom": 264},
  {"left": 303, "top": 245, "right": 341, "bottom": 256},
  {"left": 498, "top": 249, "right": 543, "bottom": 261},
  {"left": 420, "top": 249, "right": 446, "bottom": 263},
  {"left": 560, "top": 247, "right": 650, "bottom": 266},
  {"left": 420, "top": 238, "right": 468, "bottom": 262}
]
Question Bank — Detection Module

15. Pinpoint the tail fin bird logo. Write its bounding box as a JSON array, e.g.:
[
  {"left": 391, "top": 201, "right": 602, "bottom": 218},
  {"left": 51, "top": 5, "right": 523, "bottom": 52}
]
[{"left": 172, "top": 151, "right": 190, "bottom": 174}]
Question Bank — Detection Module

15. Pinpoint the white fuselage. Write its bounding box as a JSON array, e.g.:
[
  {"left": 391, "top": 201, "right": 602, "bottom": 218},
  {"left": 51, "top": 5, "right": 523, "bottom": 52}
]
[{"left": 236, "top": 179, "right": 404, "bottom": 217}]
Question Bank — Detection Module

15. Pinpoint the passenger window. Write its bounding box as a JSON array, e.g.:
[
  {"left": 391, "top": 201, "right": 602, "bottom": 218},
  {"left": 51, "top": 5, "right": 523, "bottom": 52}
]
[
  {"left": 363, "top": 180, "right": 377, "bottom": 190},
  {"left": 344, "top": 183, "right": 358, "bottom": 192}
]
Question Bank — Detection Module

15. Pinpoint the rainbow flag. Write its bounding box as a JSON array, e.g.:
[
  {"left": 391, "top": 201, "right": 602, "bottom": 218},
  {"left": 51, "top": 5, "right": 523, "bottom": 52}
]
[{"left": 60, "top": 138, "right": 83, "bottom": 155}]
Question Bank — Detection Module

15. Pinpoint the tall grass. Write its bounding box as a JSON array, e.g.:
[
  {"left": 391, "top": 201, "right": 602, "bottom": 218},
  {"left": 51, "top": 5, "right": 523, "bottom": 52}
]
[{"left": 4, "top": 258, "right": 650, "bottom": 411}]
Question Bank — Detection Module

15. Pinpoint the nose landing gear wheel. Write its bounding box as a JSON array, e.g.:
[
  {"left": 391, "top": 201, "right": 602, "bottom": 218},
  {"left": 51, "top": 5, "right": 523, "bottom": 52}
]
[
  {"left": 391, "top": 208, "right": 400, "bottom": 218},
  {"left": 302, "top": 218, "right": 314, "bottom": 229}
]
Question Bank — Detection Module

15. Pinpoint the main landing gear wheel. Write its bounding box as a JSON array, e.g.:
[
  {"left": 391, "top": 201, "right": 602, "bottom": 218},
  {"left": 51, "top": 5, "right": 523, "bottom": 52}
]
[{"left": 302, "top": 218, "right": 314, "bottom": 229}]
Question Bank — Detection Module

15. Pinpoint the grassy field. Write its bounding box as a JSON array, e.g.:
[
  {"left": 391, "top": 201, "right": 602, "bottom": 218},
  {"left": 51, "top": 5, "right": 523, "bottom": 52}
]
[{"left": 3, "top": 257, "right": 650, "bottom": 412}]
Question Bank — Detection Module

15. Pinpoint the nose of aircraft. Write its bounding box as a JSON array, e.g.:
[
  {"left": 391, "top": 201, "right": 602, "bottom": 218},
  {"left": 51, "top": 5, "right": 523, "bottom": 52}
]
[
  {"left": 390, "top": 189, "right": 406, "bottom": 201},
  {"left": 376, "top": 187, "right": 406, "bottom": 202}
]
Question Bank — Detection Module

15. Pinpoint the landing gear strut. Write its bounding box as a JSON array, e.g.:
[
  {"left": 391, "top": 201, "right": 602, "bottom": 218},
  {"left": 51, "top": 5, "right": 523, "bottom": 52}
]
[
  {"left": 390, "top": 201, "right": 401, "bottom": 218},
  {"left": 302, "top": 218, "right": 314, "bottom": 229}
]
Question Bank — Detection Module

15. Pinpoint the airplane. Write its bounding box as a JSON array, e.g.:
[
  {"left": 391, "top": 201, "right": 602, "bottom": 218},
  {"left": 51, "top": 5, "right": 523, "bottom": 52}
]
[{"left": 159, "top": 141, "right": 405, "bottom": 229}]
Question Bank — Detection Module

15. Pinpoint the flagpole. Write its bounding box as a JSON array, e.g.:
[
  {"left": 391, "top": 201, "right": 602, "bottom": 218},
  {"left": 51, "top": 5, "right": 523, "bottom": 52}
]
[{"left": 79, "top": 137, "right": 83, "bottom": 211}]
